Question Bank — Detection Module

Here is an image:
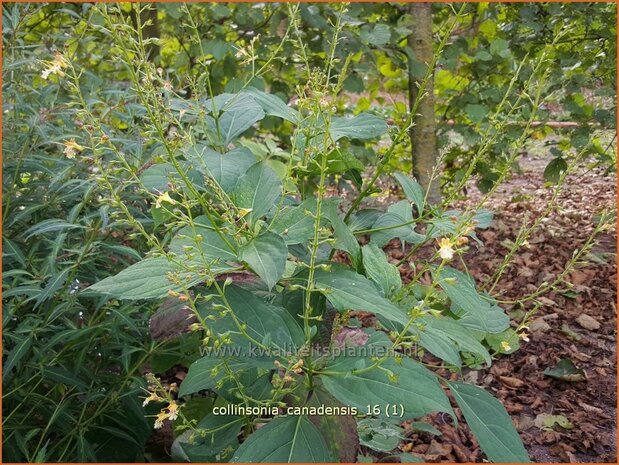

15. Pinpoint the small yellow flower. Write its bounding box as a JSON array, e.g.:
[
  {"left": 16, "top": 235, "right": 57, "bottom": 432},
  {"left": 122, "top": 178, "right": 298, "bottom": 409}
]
[
  {"left": 238, "top": 207, "right": 253, "bottom": 219},
  {"left": 500, "top": 341, "right": 512, "bottom": 351},
  {"left": 63, "top": 139, "right": 85, "bottom": 159},
  {"left": 153, "top": 410, "right": 169, "bottom": 429},
  {"left": 234, "top": 46, "right": 250, "bottom": 59},
  {"left": 167, "top": 400, "right": 179, "bottom": 421},
  {"left": 518, "top": 332, "right": 530, "bottom": 343},
  {"left": 41, "top": 52, "right": 68, "bottom": 79},
  {"left": 142, "top": 391, "right": 161, "bottom": 407},
  {"left": 155, "top": 191, "right": 175, "bottom": 208},
  {"left": 437, "top": 238, "right": 454, "bottom": 261}
]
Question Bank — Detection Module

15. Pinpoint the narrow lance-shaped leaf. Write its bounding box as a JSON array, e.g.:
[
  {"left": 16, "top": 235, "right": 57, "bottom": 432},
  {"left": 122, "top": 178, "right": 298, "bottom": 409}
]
[
  {"left": 323, "top": 200, "right": 362, "bottom": 270},
  {"left": 394, "top": 171, "right": 425, "bottom": 216},
  {"left": 34, "top": 267, "right": 71, "bottom": 308},
  {"left": 2, "top": 336, "right": 32, "bottom": 382},
  {"left": 362, "top": 243, "right": 402, "bottom": 298},
  {"left": 24, "top": 219, "right": 85, "bottom": 239}
]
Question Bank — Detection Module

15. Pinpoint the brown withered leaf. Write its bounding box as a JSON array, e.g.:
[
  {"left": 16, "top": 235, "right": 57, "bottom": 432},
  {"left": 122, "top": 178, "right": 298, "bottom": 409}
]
[
  {"left": 149, "top": 296, "right": 196, "bottom": 341},
  {"left": 499, "top": 376, "right": 525, "bottom": 389},
  {"left": 575, "top": 314, "right": 601, "bottom": 331}
]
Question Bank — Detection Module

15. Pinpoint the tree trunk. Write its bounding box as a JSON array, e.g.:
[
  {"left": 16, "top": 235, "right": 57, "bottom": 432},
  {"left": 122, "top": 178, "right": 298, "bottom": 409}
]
[{"left": 407, "top": 2, "right": 440, "bottom": 205}]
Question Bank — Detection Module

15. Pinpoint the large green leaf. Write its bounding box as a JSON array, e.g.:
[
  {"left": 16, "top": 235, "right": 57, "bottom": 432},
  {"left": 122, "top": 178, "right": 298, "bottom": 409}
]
[
  {"left": 358, "top": 417, "right": 404, "bottom": 452},
  {"left": 437, "top": 267, "right": 509, "bottom": 334},
  {"left": 170, "top": 216, "right": 237, "bottom": 262},
  {"left": 313, "top": 267, "right": 409, "bottom": 328},
  {"left": 393, "top": 172, "right": 425, "bottom": 214},
  {"left": 360, "top": 23, "right": 391, "bottom": 46},
  {"left": 85, "top": 257, "right": 217, "bottom": 300},
  {"left": 186, "top": 145, "right": 257, "bottom": 192},
  {"left": 231, "top": 415, "right": 335, "bottom": 462},
  {"left": 204, "top": 93, "right": 265, "bottom": 146},
  {"left": 415, "top": 316, "right": 491, "bottom": 367},
  {"left": 172, "top": 408, "right": 243, "bottom": 461},
  {"left": 427, "top": 209, "right": 493, "bottom": 239},
  {"left": 322, "top": 355, "right": 455, "bottom": 420},
  {"left": 464, "top": 103, "right": 489, "bottom": 124},
  {"left": 178, "top": 356, "right": 257, "bottom": 397},
  {"left": 243, "top": 87, "right": 299, "bottom": 123},
  {"left": 139, "top": 162, "right": 203, "bottom": 193},
  {"left": 323, "top": 200, "right": 362, "bottom": 269},
  {"left": 270, "top": 199, "right": 317, "bottom": 245},
  {"left": 544, "top": 157, "right": 568, "bottom": 184},
  {"left": 199, "top": 284, "right": 304, "bottom": 352},
  {"left": 239, "top": 232, "right": 288, "bottom": 290},
  {"left": 362, "top": 243, "right": 402, "bottom": 298},
  {"left": 139, "top": 163, "right": 177, "bottom": 192},
  {"left": 447, "top": 382, "right": 530, "bottom": 463},
  {"left": 329, "top": 113, "right": 388, "bottom": 141},
  {"left": 416, "top": 328, "right": 462, "bottom": 368},
  {"left": 232, "top": 162, "right": 282, "bottom": 224},
  {"left": 305, "top": 149, "right": 365, "bottom": 177},
  {"left": 204, "top": 93, "right": 252, "bottom": 113},
  {"left": 371, "top": 201, "right": 425, "bottom": 247}
]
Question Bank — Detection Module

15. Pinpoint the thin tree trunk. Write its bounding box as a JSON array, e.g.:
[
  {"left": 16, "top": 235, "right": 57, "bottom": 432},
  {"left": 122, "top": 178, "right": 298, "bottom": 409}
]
[{"left": 407, "top": 2, "right": 440, "bottom": 205}]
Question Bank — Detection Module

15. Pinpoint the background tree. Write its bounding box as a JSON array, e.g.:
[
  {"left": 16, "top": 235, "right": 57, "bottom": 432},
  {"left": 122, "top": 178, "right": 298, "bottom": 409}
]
[{"left": 407, "top": 2, "right": 440, "bottom": 204}]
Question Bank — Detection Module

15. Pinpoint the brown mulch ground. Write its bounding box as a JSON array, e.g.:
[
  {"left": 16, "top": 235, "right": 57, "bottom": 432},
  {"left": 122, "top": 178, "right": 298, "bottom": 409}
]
[{"left": 373, "top": 153, "right": 617, "bottom": 463}]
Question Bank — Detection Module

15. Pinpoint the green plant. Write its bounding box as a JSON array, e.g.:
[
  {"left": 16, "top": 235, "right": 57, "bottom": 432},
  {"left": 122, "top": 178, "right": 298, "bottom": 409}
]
[
  {"left": 77, "top": 4, "right": 534, "bottom": 462},
  {"left": 2, "top": 4, "right": 173, "bottom": 461}
]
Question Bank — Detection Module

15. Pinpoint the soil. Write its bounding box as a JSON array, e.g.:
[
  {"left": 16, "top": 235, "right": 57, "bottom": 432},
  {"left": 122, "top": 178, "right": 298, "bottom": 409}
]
[{"left": 372, "top": 152, "right": 617, "bottom": 463}]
